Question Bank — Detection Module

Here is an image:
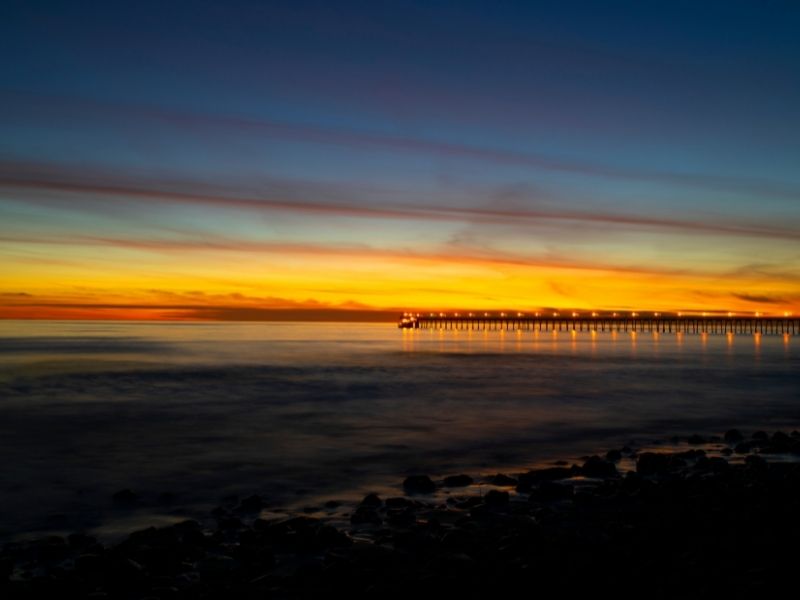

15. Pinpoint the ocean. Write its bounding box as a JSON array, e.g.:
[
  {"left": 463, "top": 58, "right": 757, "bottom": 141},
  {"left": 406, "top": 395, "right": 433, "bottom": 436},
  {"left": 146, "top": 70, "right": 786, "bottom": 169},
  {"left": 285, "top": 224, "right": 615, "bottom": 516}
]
[{"left": 0, "top": 320, "right": 796, "bottom": 541}]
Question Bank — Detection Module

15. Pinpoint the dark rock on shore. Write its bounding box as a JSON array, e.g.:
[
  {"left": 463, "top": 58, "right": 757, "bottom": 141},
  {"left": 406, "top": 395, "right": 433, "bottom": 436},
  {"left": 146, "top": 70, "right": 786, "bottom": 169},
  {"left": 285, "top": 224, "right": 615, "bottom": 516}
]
[
  {"left": 724, "top": 429, "right": 744, "bottom": 443},
  {"left": 443, "top": 474, "right": 473, "bottom": 487},
  {"left": 6, "top": 430, "right": 800, "bottom": 599},
  {"left": 580, "top": 455, "right": 618, "bottom": 478},
  {"left": 489, "top": 473, "right": 518, "bottom": 486},
  {"left": 403, "top": 475, "right": 436, "bottom": 494}
]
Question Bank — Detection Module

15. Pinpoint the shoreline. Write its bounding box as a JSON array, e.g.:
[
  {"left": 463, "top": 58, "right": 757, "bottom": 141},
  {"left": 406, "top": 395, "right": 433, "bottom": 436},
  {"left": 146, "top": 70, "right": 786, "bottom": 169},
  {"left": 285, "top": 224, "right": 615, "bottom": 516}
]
[{"left": 4, "top": 427, "right": 800, "bottom": 597}]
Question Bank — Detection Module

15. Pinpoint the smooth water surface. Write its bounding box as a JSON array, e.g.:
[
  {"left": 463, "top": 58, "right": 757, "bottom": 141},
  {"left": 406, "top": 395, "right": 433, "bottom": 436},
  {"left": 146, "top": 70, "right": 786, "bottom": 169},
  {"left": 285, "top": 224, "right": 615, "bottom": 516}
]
[{"left": 0, "top": 321, "right": 796, "bottom": 540}]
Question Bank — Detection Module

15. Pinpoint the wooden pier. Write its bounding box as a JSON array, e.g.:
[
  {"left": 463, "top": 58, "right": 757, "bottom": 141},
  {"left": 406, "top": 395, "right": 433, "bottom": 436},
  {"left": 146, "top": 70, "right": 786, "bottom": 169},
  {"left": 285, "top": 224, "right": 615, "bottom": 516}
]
[{"left": 398, "top": 313, "right": 798, "bottom": 335}]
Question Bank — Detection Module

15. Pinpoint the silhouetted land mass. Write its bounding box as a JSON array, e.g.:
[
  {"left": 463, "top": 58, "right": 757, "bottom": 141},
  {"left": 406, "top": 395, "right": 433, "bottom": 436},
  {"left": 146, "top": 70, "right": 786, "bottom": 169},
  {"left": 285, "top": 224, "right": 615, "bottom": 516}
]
[{"left": 3, "top": 429, "right": 800, "bottom": 598}]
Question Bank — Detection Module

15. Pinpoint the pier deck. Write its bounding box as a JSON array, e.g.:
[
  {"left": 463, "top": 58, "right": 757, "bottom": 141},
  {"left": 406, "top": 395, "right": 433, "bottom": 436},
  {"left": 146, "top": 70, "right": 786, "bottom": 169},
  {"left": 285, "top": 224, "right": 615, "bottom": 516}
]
[{"left": 398, "top": 314, "right": 797, "bottom": 335}]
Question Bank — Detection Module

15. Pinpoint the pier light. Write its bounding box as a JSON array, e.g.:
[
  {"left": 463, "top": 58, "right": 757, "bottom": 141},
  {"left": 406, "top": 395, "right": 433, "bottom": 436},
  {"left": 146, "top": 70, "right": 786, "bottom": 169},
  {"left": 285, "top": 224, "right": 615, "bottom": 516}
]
[
  {"left": 654, "top": 312, "right": 660, "bottom": 317},
  {"left": 591, "top": 312, "right": 598, "bottom": 317},
  {"left": 553, "top": 312, "right": 559, "bottom": 317},
  {"left": 484, "top": 312, "right": 490, "bottom": 317},
  {"left": 468, "top": 313, "right": 474, "bottom": 317},
  {"left": 785, "top": 312, "right": 792, "bottom": 317},
  {"left": 454, "top": 313, "right": 460, "bottom": 317},
  {"left": 678, "top": 312, "right": 683, "bottom": 317},
  {"left": 755, "top": 312, "right": 761, "bottom": 317},
  {"left": 702, "top": 312, "right": 708, "bottom": 317},
  {"left": 631, "top": 312, "right": 638, "bottom": 317},
  {"left": 500, "top": 312, "right": 506, "bottom": 317},
  {"left": 517, "top": 312, "right": 523, "bottom": 317},
  {"left": 612, "top": 312, "right": 618, "bottom": 317},
  {"left": 535, "top": 312, "right": 540, "bottom": 317},
  {"left": 571, "top": 312, "right": 578, "bottom": 317}
]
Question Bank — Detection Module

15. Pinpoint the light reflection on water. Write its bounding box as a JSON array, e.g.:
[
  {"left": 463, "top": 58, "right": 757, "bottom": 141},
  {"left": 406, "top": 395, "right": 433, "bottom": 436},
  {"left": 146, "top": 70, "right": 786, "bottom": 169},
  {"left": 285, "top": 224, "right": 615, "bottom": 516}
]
[{"left": 0, "top": 320, "right": 796, "bottom": 540}]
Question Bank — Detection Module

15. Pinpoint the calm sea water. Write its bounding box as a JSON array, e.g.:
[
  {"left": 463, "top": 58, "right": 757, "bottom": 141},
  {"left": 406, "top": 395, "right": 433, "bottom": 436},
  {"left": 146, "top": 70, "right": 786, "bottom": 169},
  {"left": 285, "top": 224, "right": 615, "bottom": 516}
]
[{"left": 0, "top": 320, "right": 797, "bottom": 540}]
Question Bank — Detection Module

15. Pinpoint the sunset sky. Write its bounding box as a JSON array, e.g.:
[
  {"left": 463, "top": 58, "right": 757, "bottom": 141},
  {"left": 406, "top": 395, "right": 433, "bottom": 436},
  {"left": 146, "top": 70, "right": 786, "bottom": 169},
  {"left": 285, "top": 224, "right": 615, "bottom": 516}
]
[{"left": 2, "top": 1, "right": 799, "bottom": 320}]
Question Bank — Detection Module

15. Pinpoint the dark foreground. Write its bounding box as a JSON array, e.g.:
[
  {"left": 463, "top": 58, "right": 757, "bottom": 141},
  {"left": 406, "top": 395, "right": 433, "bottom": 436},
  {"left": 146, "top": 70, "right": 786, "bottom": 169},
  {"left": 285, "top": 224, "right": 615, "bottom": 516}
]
[{"left": 3, "top": 429, "right": 800, "bottom": 599}]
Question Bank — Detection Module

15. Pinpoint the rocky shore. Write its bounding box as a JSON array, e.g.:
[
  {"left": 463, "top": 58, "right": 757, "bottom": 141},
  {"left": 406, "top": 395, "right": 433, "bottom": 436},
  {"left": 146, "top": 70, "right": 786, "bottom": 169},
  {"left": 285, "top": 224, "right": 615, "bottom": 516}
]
[{"left": 3, "top": 429, "right": 800, "bottom": 599}]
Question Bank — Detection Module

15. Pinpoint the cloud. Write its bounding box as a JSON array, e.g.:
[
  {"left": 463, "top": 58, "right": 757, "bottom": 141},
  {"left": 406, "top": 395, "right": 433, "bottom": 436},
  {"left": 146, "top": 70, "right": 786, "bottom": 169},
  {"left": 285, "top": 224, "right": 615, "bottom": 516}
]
[
  {"left": 4, "top": 89, "right": 800, "bottom": 201},
  {"left": 2, "top": 159, "right": 799, "bottom": 242},
  {"left": 731, "top": 293, "right": 786, "bottom": 305}
]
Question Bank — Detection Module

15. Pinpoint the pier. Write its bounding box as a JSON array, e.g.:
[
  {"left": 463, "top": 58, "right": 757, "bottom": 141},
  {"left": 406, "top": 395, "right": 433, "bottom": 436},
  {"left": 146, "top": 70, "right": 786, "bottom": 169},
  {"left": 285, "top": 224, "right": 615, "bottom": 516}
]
[{"left": 398, "top": 313, "right": 798, "bottom": 335}]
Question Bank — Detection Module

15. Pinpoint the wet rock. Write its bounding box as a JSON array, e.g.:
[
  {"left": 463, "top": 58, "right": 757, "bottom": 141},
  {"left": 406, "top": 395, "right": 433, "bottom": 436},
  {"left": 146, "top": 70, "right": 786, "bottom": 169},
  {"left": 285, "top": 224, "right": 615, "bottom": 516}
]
[
  {"left": 484, "top": 489, "right": 510, "bottom": 506},
  {"left": 75, "top": 553, "right": 104, "bottom": 575},
  {"left": 517, "top": 467, "right": 573, "bottom": 491},
  {"left": 744, "top": 454, "right": 767, "bottom": 468},
  {"left": 350, "top": 506, "right": 382, "bottom": 525},
  {"left": 316, "top": 524, "right": 351, "bottom": 548},
  {"left": 385, "top": 497, "right": 413, "bottom": 509},
  {"left": 0, "top": 556, "right": 13, "bottom": 581},
  {"left": 675, "top": 448, "right": 706, "bottom": 460},
  {"left": 35, "top": 536, "right": 68, "bottom": 561},
  {"left": 530, "top": 480, "right": 573, "bottom": 501},
  {"left": 403, "top": 475, "right": 436, "bottom": 494},
  {"left": 490, "top": 473, "right": 518, "bottom": 486},
  {"left": 724, "top": 429, "right": 744, "bottom": 443},
  {"left": 636, "top": 452, "right": 670, "bottom": 476},
  {"left": 444, "top": 474, "right": 474, "bottom": 487},
  {"left": 581, "top": 456, "right": 618, "bottom": 479},
  {"left": 359, "top": 493, "right": 383, "bottom": 507},
  {"left": 386, "top": 507, "right": 416, "bottom": 526},
  {"left": 237, "top": 494, "right": 265, "bottom": 513},
  {"left": 112, "top": 489, "right": 139, "bottom": 505},
  {"left": 197, "top": 555, "right": 237, "bottom": 580}
]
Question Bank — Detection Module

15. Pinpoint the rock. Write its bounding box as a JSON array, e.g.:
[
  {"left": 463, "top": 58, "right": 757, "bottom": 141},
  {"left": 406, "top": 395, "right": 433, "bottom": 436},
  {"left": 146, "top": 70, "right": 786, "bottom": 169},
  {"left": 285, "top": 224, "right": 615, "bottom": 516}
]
[
  {"left": 484, "top": 489, "right": 509, "bottom": 506},
  {"left": 687, "top": 434, "right": 706, "bottom": 445},
  {"left": 385, "top": 497, "right": 413, "bottom": 509},
  {"left": 768, "top": 431, "right": 792, "bottom": 453},
  {"left": 675, "top": 449, "right": 706, "bottom": 460},
  {"left": 359, "top": 493, "right": 383, "bottom": 507},
  {"left": 35, "top": 536, "right": 68, "bottom": 561},
  {"left": 735, "top": 442, "right": 753, "bottom": 454},
  {"left": 707, "top": 457, "right": 730, "bottom": 473},
  {"left": 350, "top": 506, "right": 381, "bottom": 525},
  {"left": 745, "top": 454, "right": 767, "bottom": 469},
  {"left": 403, "top": 475, "right": 436, "bottom": 494},
  {"left": 386, "top": 507, "right": 416, "bottom": 526},
  {"left": 443, "top": 474, "right": 473, "bottom": 487},
  {"left": 530, "top": 480, "right": 573, "bottom": 501},
  {"left": 517, "top": 467, "right": 573, "bottom": 491},
  {"left": 636, "top": 452, "right": 670, "bottom": 476},
  {"left": 197, "top": 555, "right": 237, "bottom": 579},
  {"left": 724, "top": 429, "right": 744, "bottom": 443},
  {"left": 237, "top": 494, "right": 265, "bottom": 512},
  {"left": 75, "top": 553, "right": 104, "bottom": 575},
  {"left": 112, "top": 489, "right": 139, "bottom": 505},
  {"left": 752, "top": 431, "right": 769, "bottom": 441},
  {"left": 581, "top": 456, "right": 618, "bottom": 478},
  {"left": 490, "top": 473, "right": 518, "bottom": 486},
  {"left": 606, "top": 449, "right": 623, "bottom": 462}
]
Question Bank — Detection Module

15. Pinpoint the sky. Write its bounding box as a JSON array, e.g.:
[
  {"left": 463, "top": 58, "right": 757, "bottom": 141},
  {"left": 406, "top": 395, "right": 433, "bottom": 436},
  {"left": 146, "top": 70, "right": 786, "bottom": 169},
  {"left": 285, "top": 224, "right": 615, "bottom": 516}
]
[{"left": 1, "top": 0, "right": 799, "bottom": 320}]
